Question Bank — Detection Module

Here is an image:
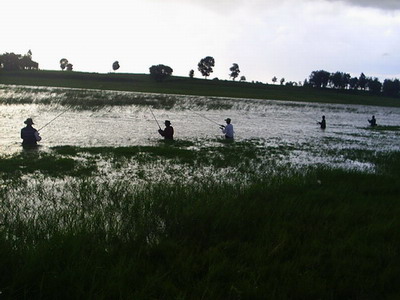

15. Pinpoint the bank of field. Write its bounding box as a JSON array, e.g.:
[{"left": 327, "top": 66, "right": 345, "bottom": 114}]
[
  {"left": 1, "top": 70, "right": 400, "bottom": 107},
  {"left": 0, "top": 140, "right": 399, "bottom": 299}
]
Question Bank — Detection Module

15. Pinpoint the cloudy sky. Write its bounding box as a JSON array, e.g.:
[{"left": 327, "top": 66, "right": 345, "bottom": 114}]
[{"left": 2, "top": 0, "right": 400, "bottom": 83}]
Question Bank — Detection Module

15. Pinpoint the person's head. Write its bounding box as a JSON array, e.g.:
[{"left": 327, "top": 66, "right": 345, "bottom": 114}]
[
  {"left": 225, "top": 118, "right": 231, "bottom": 124},
  {"left": 165, "top": 120, "right": 171, "bottom": 127},
  {"left": 372, "top": 115, "right": 375, "bottom": 119},
  {"left": 322, "top": 115, "right": 325, "bottom": 119},
  {"left": 24, "top": 118, "right": 34, "bottom": 125}
]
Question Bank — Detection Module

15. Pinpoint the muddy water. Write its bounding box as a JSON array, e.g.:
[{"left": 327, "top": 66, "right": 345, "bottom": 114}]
[{"left": 1, "top": 85, "right": 400, "bottom": 165}]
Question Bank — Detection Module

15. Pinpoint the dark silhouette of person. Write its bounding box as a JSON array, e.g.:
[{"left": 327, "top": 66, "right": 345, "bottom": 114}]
[
  {"left": 318, "top": 115, "right": 326, "bottom": 129},
  {"left": 368, "top": 115, "right": 377, "bottom": 127},
  {"left": 158, "top": 120, "right": 174, "bottom": 140},
  {"left": 21, "top": 118, "right": 41, "bottom": 146}
]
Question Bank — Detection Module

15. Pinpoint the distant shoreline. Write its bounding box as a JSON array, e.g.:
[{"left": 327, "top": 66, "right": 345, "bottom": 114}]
[{"left": 1, "top": 70, "right": 399, "bottom": 107}]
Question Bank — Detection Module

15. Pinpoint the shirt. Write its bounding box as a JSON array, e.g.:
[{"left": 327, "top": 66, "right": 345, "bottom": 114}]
[{"left": 222, "top": 123, "right": 234, "bottom": 138}]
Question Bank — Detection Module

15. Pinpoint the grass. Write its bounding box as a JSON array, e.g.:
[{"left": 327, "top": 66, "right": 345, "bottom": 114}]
[
  {"left": 0, "top": 140, "right": 400, "bottom": 298},
  {"left": 1, "top": 70, "right": 400, "bottom": 107}
]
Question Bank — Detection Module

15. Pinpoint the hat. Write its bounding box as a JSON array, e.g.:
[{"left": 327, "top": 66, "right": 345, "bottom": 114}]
[
  {"left": 24, "top": 118, "right": 34, "bottom": 125},
  {"left": 165, "top": 120, "right": 171, "bottom": 125},
  {"left": 225, "top": 118, "right": 231, "bottom": 122}
]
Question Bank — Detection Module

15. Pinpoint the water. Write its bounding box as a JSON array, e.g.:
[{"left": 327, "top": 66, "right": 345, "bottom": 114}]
[{"left": 1, "top": 84, "right": 400, "bottom": 167}]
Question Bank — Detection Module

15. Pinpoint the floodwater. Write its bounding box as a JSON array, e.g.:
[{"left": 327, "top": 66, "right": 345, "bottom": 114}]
[{"left": 1, "top": 84, "right": 400, "bottom": 167}]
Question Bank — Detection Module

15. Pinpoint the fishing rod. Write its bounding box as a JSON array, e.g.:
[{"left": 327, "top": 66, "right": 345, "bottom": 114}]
[
  {"left": 192, "top": 111, "right": 225, "bottom": 128},
  {"left": 37, "top": 105, "right": 71, "bottom": 132},
  {"left": 149, "top": 107, "right": 161, "bottom": 130}
]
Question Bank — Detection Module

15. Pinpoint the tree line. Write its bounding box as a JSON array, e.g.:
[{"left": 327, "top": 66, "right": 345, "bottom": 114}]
[
  {"left": 1, "top": 51, "right": 399, "bottom": 98},
  {"left": 0, "top": 51, "right": 38, "bottom": 71},
  {"left": 305, "top": 70, "right": 400, "bottom": 97}
]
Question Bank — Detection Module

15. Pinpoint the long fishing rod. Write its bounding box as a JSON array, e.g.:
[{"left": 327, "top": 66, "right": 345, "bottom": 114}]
[
  {"left": 149, "top": 107, "right": 161, "bottom": 130},
  {"left": 192, "top": 111, "right": 224, "bottom": 128},
  {"left": 37, "top": 105, "right": 71, "bottom": 132}
]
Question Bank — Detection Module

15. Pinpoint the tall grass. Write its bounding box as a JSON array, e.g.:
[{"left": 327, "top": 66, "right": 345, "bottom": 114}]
[{"left": 0, "top": 143, "right": 399, "bottom": 298}]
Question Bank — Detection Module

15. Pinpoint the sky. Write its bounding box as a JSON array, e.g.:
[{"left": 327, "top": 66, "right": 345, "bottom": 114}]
[{"left": 2, "top": 0, "right": 400, "bottom": 83}]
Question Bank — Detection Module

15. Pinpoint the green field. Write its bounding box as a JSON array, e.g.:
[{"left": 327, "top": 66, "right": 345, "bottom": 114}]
[
  {"left": 1, "top": 70, "right": 400, "bottom": 107},
  {"left": 1, "top": 140, "right": 400, "bottom": 298}
]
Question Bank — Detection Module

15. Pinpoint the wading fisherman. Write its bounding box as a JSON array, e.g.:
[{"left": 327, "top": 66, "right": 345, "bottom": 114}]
[
  {"left": 318, "top": 115, "right": 326, "bottom": 129},
  {"left": 158, "top": 120, "right": 174, "bottom": 140},
  {"left": 220, "top": 118, "right": 234, "bottom": 139},
  {"left": 368, "top": 115, "right": 377, "bottom": 127},
  {"left": 21, "top": 118, "right": 41, "bottom": 146}
]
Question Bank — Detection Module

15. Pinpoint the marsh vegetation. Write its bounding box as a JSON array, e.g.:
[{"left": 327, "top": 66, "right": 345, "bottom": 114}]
[{"left": 1, "top": 84, "right": 400, "bottom": 298}]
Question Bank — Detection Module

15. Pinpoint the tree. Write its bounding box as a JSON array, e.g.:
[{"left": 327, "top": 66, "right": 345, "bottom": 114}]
[
  {"left": 20, "top": 55, "right": 38, "bottom": 70},
  {"left": 66, "top": 63, "right": 73, "bottom": 71},
  {"left": 197, "top": 56, "right": 215, "bottom": 79},
  {"left": 309, "top": 70, "right": 330, "bottom": 88},
  {"left": 382, "top": 79, "right": 400, "bottom": 97},
  {"left": 60, "top": 58, "right": 68, "bottom": 71},
  {"left": 0, "top": 52, "right": 38, "bottom": 71},
  {"left": 280, "top": 78, "right": 285, "bottom": 85},
  {"left": 366, "top": 77, "right": 382, "bottom": 95},
  {"left": 349, "top": 77, "right": 359, "bottom": 90},
  {"left": 229, "top": 63, "right": 240, "bottom": 81},
  {"left": 149, "top": 64, "right": 173, "bottom": 81},
  {"left": 189, "top": 69, "right": 194, "bottom": 79},
  {"left": 358, "top": 73, "right": 367, "bottom": 90},
  {"left": 240, "top": 76, "right": 246, "bottom": 82},
  {"left": 112, "top": 61, "right": 120, "bottom": 71},
  {"left": 272, "top": 76, "right": 277, "bottom": 84}
]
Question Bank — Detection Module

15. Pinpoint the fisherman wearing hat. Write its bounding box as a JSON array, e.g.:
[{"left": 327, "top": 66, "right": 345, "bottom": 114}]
[
  {"left": 158, "top": 120, "right": 174, "bottom": 140},
  {"left": 220, "top": 118, "right": 234, "bottom": 139},
  {"left": 21, "top": 118, "right": 41, "bottom": 146}
]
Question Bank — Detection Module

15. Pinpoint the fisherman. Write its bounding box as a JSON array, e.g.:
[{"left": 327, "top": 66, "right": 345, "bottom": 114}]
[
  {"left": 368, "top": 115, "right": 377, "bottom": 127},
  {"left": 220, "top": 118, "right": 234, "bottom": 139},
  {"left": 158, "top": 120, "right": 174, "bottom": 140},
  {"left": 318, "top": 115, "right": 326, "bottom": 129},
  {"left": 21, "top": 118, "right": 41, "bottom": 146}
]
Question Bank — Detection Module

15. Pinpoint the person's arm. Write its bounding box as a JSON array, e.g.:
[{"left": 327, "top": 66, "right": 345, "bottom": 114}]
[{"left": 34, "top": 131, "right": 42, "bottom": 141}]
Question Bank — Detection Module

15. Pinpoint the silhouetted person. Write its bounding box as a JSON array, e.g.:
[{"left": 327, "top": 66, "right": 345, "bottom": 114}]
[
  {"left": 21, "top": 118, "right": 41, "bottom": 146},
  {"left": 220, "top": 118, "right": 234, "bottom": 139},
  {"left": 158, "top": 120, "right": 174, "bottom": 140},
  {"left": 318, "top": 115, "right": 326, "bottom": 129},
  {"left": 368, "top": 115, "right": 377, "bottom": 127}
]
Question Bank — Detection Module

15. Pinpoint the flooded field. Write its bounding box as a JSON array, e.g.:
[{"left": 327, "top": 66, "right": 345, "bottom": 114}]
[
  {"left": 1, "top": 84, "right": 400, "bottom": 168},
  {"left": 1, "top": 85, "right": 400, "bottom": 299}
]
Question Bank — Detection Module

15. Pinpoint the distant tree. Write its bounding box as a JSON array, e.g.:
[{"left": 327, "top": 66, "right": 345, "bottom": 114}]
[
  {"left": 66, "top": 63, "right": 73, "bottom": 71},
  {"left": 197, "top": 56, "right": 215, "bottom": 79},
  {"left": 20, "top": 55, "right": 38, "bottom": 70},
  {"left": 309, "top": 70, "right": 330, "bottom": 88},
  {"left": 358, "top": 73, "right": 367, "bottom": 90},
  {"left": 366, "top": 77, "right": 382, "bottom": 95},
  {"left": 149, "top": 64, "right": 173, "bottom": 81},
  {"left": 382, "top": 78, "right": 400, "bottom": 97},
  {"left": 240, "top": 76, "right": 246, "bottom": 82},
  {"left": 330, "top": 71, "right": 350, "bottom": 89},
  {"left": 280, "top": 78, "right": 285, "bottom": 85},
  {"left": 272, "top": 76, "right": 277, "bottom": 84},
  {"left": 60, "top": 58, "right": 68, "bottom": 71},
  {"left": 189, "top": 69, "right": 194, "bottom": 79},
  {"left": 349, "top": 77, "right": 359, "bottom": 90},
  {"left": 303, "top": 79, "right": 312, "bottom": 87},
  {"left": 229, "top": 63, "right": 240, "bottom": 81},
  {"left": 0, "top": 52, "right": 38, "bottom": 70},
  {"left": 112, "top": 61, "right": 120, "bottom": 71}
]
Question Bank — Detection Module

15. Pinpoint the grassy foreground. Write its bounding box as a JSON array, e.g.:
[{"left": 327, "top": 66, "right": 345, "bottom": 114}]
[
  {"left": 0, "top": 141, "right": 400, "bottom": 299},
  {"left": 1, "top": 70, "right": 400, "bottom": 107}
]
